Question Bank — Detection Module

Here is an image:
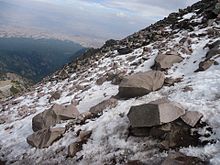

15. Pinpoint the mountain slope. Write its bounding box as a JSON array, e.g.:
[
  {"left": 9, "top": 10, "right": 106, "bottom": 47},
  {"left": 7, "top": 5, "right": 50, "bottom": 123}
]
[{"left": 0, "top": 0, "right": 220, "bottom": 164}]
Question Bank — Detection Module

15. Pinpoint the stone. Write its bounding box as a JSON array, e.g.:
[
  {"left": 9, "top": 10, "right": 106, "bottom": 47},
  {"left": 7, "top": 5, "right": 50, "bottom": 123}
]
[
  {"left": 118, "top": 71, "right": 165, "bottom": 98},
  {"left": 79, "top": 130, "right": 92, "bottom": 142},
  {"left": 117, "top": 47, "right": 133, "bottom": 55},
  {"left": 160, "top": 120, "right": 199, "bottom": 149},
  {"left": 153, "top": 54, "right": 183, "bottom": 70},
  {"left": 181, "top": 111, "right": 203, "bottom": 127},
  {"left": 96, "top": 76, "right": 107, "bottom": 85},
  {"left": 27, "top": 127, "right": 65, "bottom": 148},
  {"left": 127, "top": 99, "right": 185, "bottom": 127},
  {"left": 129, "top": 127, "right": 151, "bottom": 137},
  {"left": 68, "top": 130, "right": 92, "bottom": 157},
  {"left": 161, "top": 152, "right": 206, "bottom": 165},
  {"left": 49, "top": 91, "right": 61, "bottom": 102},
  {"left": 68, "top": 141, "right": 83, "bottom": 158},
  {"left": 195, "top": 59, "right": 214, "bottom": 72},
  {"left": 32, "top": 104, "right": 79, "bottom": 132},
  {"left": 89, "top": 98, "right": 118, "bottom": 117},
  {"left": 164, "top": 77, "right": 182, "bottom": 86}
]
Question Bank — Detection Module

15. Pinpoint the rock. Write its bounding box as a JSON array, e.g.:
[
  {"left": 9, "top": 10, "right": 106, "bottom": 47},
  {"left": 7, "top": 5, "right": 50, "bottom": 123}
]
[
  {"left": 79, "top": 130, "right": 92, "bottom": 142},
  {"left": 129, "top": 127, "right": 151, "bottom": 137},
  {"left": 181, "top": 111, "right": 203, "bottom": 127},
  {"left": 89, "top": 97, "right": 118, "bottom": 117},
  {"left": 195, "top": 59, "right": 214, "bottom": 72},
  {"left": 49, "top": 91, "right": 61, "bottom": 102},
  {"left": 125, "top": 160, "right": 145, "bottom": 165},
  {"left": 182, "top": 86, "right": 193, "bottom": 92},
  {"left": 32, "top": 104, "right": 79, "bottom": 132},
  {"left": 58, "top": 69, "right": 69, "bottom": 80},
  {"left": 68, "top": 130, "right": 92, "bottom": 157},
  {"left": 96, "top": 76, "right": 107, "bottom": 85},
  {"left": 160, "top": 120, "right": 199, "bottom": 149},
  {"left": 161, "top": 152, "right": 206, "bottom": 165},
  {"left": 206, "top": 41, "right": 220, "bottom": 59},
  {"left": 118, "top": 71, "right": 165, "bottom": 98},
  {"left": 128, "top": 99, "right": 185, "bottom": 127},
  {"left": 118, "top": 47, "right": 133, "bottom": 55},
  {"left": 153, "top": 54, "right": 183, "bottom": 70},
  {"left": 68, "top": 141, "right": 83, "bottom": 158},
  {"left": 27, "top": 127, "right": 65, "bottom": 148},
  {"left": 164, "top": 77, "right": 182, "bottom": 86}
]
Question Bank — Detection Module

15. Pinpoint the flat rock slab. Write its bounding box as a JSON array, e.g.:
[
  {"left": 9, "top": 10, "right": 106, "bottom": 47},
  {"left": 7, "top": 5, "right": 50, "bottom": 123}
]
[
  {"left": 181, "top": 111, "right": 203, "bottom": 127},
  {"left": 27, "top": 127, "right": 65, "bottom": 148},
  {"left": 128, "top": 99, "right": 185, "bottom": 127},
  {"left": 118, "top": 71, "right": 165, "bottom": 98}
]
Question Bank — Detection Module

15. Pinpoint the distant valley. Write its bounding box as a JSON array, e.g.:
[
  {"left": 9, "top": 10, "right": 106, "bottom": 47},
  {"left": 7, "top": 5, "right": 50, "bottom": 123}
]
[{"left": 0, "top": 37, "right": 86, "bottom": 82}]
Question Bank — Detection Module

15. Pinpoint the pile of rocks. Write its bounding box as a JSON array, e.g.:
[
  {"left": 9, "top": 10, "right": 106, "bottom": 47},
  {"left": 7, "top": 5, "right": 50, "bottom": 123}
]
[
  {"left": 27, "top": 103, "right": 80, "bottom": 148},
  {"left": 127, "top": 98, "right": 211, "bottom": 150}
]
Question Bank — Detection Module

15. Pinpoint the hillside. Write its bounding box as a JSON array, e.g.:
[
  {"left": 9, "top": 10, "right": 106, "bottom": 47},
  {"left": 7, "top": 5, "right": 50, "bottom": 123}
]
[
  {"left": 0, "top": 37, "right": 86, "bottom": 82},
  {"left": 0, "top": 0, "right": 220, "bottom": 164},
  {"left": 0, "top": 72, "right": 32, "bottom": 101}
]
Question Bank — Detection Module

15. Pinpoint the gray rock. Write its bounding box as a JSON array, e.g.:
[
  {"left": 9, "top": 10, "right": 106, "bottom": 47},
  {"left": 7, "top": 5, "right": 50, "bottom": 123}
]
[
  {"left": 68, "top": 130, "right": 92, "bottom": 157},
  {"left": 154, "top": 54, "right": 183, "bottom": 70},
  {"left": 118, "top": 71, "right": 165, "bottom": 98},
  {"left": 49, "top": 91, "right": 61, "bottom": 102},
  {"left": 162, "top": 152, "right": 206, "bottom": 165},
  {"left": 117, "top": 47, "right": 133, "bottom": 55},
  {"left": 32, "top": 104, "right": 79, "bottom": 132},
  {"left": 68, "top": 141, "right": 83, "bottom": 158},
  {"left": 89, "top": 97, "right": 118, "bottom": 117},
  {"left": 181, "top": 111, "right": 203, "bottom": 127},
  {"left": 196, "top": 59, "right": 214, "bottom": 72},
  {"left": 27, "top": 127, "right": 65, "bottom": 148},
  {"left": 127, "top": 99, "right": 185, "bottom": 127}
]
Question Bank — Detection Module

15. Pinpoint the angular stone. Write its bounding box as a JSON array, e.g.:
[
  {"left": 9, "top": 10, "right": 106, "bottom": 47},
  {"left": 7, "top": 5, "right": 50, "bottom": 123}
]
[
  {"left": 32, "top": 104, "right": 79, "bottom": 132},
  {"left": 27, "top": 127, "right": 65, "bottom": 148},
  {"left": 154, "top": 54, "right": 183, "bottom": 70},
  {"left": 68, "top": 141, "right": 83, "bottom": 158},
  {"left": 89, "top": 97, "right": 118, "bottom": 117},
  {"left": 128, "top": 99, "right": 185, "bottom": 127},
  {"left": 196, "top": 59, "right": 214, "bottom": 72},
  {"left": 49, "top": 91, "right": 61, "bottom": 102},
  {"left": 181, "top": 111, "right": 203, "bottom": 127},
  {"left": 118, "top": 71, "right": 165, "bottom": 98}
]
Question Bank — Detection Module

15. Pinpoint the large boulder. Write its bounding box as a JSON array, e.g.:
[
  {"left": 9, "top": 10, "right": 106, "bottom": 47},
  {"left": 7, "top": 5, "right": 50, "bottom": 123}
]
[
  {"left": 118, "top": 71, "right": 165, "bottom": 98},
  {"left": 153, "top": 54, "right": 183, "bottom": 70},
  {"left": 32, "top": 104, "right": 79, "bottom": 132},
  {"left": 27, "top": 127, "right": 65, "bottom": 148},
  {"left": 127, "top": 98, "right": 185, "bottom": 127}
]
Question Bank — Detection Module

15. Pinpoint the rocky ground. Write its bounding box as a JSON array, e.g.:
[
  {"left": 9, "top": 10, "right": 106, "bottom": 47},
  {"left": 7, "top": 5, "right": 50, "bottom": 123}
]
[{"left": 0, "top": 0, "right": 220, "bottom": 164}]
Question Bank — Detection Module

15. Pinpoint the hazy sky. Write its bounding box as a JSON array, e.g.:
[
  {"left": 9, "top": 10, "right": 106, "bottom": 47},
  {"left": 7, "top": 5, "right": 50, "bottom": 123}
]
[{"left": 0, "top": 0, "right": 199, "bottom": 45}]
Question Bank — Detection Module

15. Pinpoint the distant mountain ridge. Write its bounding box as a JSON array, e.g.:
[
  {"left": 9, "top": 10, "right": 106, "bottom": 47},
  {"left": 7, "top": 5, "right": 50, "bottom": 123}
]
[{"left": 0, "top": 37, "right": 86, "bottom": 82}]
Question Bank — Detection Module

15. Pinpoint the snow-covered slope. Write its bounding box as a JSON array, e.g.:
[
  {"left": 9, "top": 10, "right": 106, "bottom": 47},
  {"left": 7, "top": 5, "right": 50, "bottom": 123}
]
[{"left": 0, "top": 0, "right": 220, "bottom": 164}]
